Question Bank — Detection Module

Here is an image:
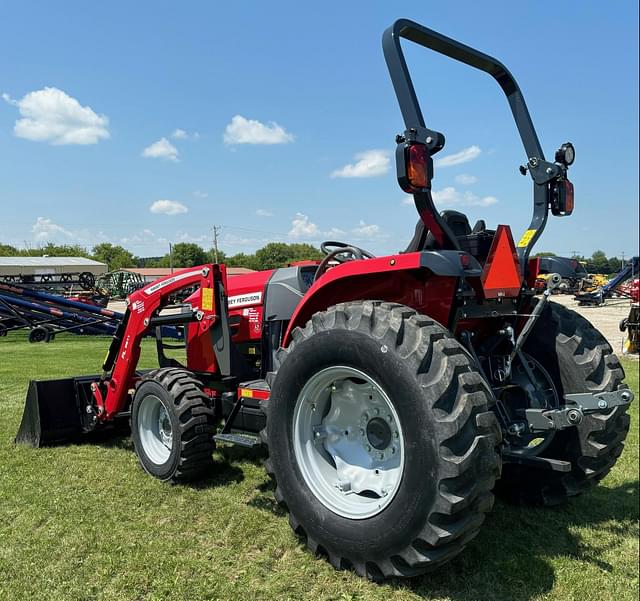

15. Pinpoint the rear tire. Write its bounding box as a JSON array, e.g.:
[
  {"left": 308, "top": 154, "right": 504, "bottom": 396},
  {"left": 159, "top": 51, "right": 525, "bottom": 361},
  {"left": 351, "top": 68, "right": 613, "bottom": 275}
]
[
  {"left": 131, "top": 368, "right": 215, "bottom": 483},
  {"left": 265, "top": 301, "right": 501, "bottom": 580},
  {"left": 496, "top": 300, "right": 631, "bottom": 505}
]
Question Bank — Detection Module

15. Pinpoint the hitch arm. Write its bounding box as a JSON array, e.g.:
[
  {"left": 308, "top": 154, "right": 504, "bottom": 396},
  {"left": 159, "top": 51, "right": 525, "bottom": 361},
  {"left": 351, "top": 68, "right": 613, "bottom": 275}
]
[{"left": 526, "top": 388, "right": 634, "bottom": 432}]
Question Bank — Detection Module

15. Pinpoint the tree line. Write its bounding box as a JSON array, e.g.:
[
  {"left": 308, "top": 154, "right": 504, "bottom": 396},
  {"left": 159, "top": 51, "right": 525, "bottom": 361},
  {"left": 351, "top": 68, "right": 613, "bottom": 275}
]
[
  {"left": 0, "top": 241, "right": 323, "bottom": 272},
  {"left": 1, "top": 241, "right": 630, "bottom": 275}
]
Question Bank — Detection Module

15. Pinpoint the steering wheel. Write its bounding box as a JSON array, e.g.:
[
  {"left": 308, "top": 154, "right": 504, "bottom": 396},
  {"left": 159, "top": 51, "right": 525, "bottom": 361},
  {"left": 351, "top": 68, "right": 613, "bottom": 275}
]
[
  {"left": 320, "top": 241, "right": 375, "bottom": 263},
  {"left": 315, "top": 240, "right": 376, "bottom": 282}
]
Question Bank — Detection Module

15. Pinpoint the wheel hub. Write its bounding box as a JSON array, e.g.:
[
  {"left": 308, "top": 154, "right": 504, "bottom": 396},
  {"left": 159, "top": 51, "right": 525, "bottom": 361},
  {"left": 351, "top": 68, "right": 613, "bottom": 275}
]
[
  {"left": 137, "top": 394, "right": 173, "bottom": 464},
  {"left": 293, "top": 366, "right": 405, "bottom": 519}
]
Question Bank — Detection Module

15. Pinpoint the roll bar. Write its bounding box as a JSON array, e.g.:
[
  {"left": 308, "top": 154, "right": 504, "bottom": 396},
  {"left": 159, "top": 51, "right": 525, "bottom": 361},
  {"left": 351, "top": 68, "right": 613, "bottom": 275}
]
[{"left": 383, "top": 19, "right": 565, "bottom": 268}]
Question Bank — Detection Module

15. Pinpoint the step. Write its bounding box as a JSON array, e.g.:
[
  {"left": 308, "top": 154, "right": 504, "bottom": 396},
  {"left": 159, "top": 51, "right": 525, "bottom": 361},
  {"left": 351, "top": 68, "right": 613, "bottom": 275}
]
[{"left": 213, "top": 432, "right": 262, "bottom": 448}]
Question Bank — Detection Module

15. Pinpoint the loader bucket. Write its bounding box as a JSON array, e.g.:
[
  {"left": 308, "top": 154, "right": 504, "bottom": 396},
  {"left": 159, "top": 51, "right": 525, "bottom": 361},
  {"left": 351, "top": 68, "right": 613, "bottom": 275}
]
[{"left": 15, "top": 378, "right": 84, "bottom": 447}]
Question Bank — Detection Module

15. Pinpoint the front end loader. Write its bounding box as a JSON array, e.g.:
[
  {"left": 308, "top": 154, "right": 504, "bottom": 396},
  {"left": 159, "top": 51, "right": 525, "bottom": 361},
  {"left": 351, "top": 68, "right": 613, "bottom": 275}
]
[{"left": 16, "top": 19, "right": 633, "bottom": 581}]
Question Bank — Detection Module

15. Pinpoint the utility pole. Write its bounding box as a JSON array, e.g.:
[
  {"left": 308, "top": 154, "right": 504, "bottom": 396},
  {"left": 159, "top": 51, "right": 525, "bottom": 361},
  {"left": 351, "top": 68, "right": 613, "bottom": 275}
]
[
  {"left": 212, "top": 225, "right": 221, "bottom": 264},
  {"left": 169, "top": 243, "right": 173, "bottom": 274}
]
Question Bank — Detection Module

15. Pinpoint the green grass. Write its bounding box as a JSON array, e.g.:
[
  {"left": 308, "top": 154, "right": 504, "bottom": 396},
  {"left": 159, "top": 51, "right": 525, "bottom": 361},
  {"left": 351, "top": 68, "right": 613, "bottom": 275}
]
[{"left": 0, "top": 332, "right": 638, "bottom": 601}]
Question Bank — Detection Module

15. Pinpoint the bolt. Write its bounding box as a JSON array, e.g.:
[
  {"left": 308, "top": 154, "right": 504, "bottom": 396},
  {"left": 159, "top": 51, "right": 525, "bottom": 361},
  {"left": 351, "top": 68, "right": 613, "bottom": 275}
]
[
  {"left": 567, "top": 409, "right": 582, "bottom": 424},
  {"left": 374, "top": 408, "right": 380, "bottom": 415},
  {"left": 393, "top": 431, "right": 399, "bottom": 439},
  {"left": 380, "top": 345, "right": 388, "bottom": 353},
  {"left": 597, "top": 399, "right": 608, "bottom": 410},
  {"left": 363, "top": 412, "right": 369, "bottom": 421},
  {"left": 143, "top": 318, "right": 149, "bottom": 326},
  {"left": 311, "top": 403, "right": 316, "bottom": 412},
  {"left": 379, "top": 452, "right": 384, "bottom": 460},
  {"left": 529, "top": 157, "right": 538, "bottom": 167},
  {"left": 360, "top": 428, "right": 365, "bottom": 436},
  {"left": 391, "top": 446, "right": 396, "bottom": 454},
  {"left": 387, "top": 414, "right": 393, "bottom": 423},
  {"left": 621, "top": 391, "right": 632, "bottom": 402},
  {"left": 366, "top": 445, "right": 371, "bottom": 452},
  {"left": 85, "top": 406, "right": 93, "bottom": 414},
  {"left": 546, "top": 167, "right": 553, "bottom": 175},
  {"left": 426, "top": 136, "right": 433, "bottom": 144}
]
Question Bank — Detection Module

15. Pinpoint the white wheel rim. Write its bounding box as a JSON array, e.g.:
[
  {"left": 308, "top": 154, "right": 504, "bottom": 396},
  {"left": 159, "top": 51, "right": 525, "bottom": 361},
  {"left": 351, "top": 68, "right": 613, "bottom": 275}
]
[
  {"left": 293, "top": 366, "right": 405, "bottom": 519},
  {"left": 138, "top": 394, "right": 173, "bottom": 464}
]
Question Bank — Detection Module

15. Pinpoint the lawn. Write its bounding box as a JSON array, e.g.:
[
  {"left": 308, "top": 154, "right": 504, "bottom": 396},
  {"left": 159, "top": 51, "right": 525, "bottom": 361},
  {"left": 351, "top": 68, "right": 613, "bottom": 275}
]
[{"left": 0, "top": 332, "right": 638, "bottom": 601}]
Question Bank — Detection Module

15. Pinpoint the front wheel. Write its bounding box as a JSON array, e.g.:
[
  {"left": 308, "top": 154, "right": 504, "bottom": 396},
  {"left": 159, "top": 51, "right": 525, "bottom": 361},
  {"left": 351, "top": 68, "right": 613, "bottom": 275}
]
[
  {"left": 131, "top": 368, "right": 215, "bottom": 483},
  {"left": 265, "top": 301, "right": 501, "bottom": 580}
]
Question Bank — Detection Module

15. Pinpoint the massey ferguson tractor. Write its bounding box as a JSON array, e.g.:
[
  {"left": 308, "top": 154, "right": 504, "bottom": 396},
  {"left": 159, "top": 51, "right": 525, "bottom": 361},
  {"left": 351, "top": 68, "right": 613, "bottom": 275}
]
[{"left": 16, "top": 19, "right": 633, "bottom": 580}]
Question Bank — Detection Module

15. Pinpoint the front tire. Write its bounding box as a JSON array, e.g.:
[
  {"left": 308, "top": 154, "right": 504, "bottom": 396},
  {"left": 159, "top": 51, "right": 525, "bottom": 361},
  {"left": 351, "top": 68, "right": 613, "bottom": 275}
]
[
  {"left": 265, "top": 301, "right": 501, "bottom": 580},
  {"left": 131, "top": 368, "right": 215, "bottom": 483}
]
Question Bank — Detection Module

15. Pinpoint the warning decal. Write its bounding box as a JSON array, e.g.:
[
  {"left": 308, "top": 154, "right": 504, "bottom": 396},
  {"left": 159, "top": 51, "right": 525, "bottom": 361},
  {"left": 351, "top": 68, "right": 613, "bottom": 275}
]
[{"left": 517, "top": 229, "right": 536, "bottom": 248}]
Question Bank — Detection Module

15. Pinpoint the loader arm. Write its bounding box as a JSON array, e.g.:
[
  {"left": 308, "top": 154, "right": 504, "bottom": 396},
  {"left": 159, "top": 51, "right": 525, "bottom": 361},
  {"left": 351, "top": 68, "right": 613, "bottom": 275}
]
[{"left": 92, "top": 265, "right": 223, "bottom": 420}]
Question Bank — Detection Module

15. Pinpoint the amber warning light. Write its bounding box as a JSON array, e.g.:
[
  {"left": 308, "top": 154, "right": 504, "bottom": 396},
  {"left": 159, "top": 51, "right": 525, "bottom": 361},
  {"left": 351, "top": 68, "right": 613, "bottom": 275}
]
[{"left": 397, "top": 143, "right": 431, "bottom": 193}]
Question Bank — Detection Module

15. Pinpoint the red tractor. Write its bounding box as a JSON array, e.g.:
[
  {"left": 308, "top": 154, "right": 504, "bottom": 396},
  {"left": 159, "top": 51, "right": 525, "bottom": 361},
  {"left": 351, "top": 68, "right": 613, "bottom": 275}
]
[{"left": 17, "top": 19, "right": 633, "bottom": 580}]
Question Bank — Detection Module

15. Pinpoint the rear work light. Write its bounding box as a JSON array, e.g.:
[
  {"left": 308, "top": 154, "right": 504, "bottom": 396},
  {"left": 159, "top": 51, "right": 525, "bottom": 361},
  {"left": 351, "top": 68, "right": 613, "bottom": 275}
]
[
  {"left": 396, "top": 143, "right": 431, "bottom": 193},
  {"left": 551, "top": 179, "right": 574, "bottom": 216}
]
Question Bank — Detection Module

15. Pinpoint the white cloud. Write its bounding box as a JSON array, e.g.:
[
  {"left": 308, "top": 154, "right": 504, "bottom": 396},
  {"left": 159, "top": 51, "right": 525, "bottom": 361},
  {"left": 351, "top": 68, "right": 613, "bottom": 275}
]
[
  {"left": 142, "top": 137, "right": 179, "bottom": 162},
  {"left": 352, "top": 220, "right": 380, "bottom": 238},
  {"left": 223, "top": 115, "right": 294, "bottom": 145},
  {"left": 176, "top": 231, "right": 209, "bottom": 244},
  {"left": 3, "top": 87, "right": 109, "bottom": 145},
  {"left": 149, "top": 199, "right": 188, "bottom": 215},
  {"left": 401, "top": 195, "right": 414, "bottom": 206},
  {"left": 193, "top": 190, "right": 208, "bottom": 199},
  {"left": 289, "top": 213, "right": 320, "bottom": 238},
  {"left": 432, "top": 186, "right": 498, "bottom": 207},
  {"left": 31, "top": 217, "right": 74, "bottom": 241},
  {"left": 256, "top": 209, "right": 274, "bottom": 217},
  {"left": 120, "top": 228, "right": 168, "bottom": 247},
  {"left": 172, "top": 128, "right": 199, "bottom": 140},
  {"left": 455, "top": 174, "right": 478, "bottom": 185},
  {"left": 331, "top": 150, "right": 390, "bottom": 178},
  {"left": 435, "top": 145, "right": 481, "bottom": 168},
  {"left": 325, "top": 227, "right": 346, "bottom": 238}
]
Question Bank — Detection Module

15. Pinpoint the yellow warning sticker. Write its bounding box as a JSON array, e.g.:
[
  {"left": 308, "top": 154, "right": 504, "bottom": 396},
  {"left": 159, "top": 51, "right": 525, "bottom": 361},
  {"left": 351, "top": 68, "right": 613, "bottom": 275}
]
[
  {"left": 517, "top": 229, "right": 536, "bottom": 247},
  {"left": 201, "top": 287, "right": 214, "bottom": 311}
]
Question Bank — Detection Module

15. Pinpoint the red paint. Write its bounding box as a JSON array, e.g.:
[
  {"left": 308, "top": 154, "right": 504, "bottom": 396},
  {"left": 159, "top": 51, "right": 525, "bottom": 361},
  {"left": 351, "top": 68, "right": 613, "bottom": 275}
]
[
  {"left": 282, "top": 252, "right": 457, "bottom": 346},
  {"left": 95, "top": 265, "right": 222, "bottom": 419}
]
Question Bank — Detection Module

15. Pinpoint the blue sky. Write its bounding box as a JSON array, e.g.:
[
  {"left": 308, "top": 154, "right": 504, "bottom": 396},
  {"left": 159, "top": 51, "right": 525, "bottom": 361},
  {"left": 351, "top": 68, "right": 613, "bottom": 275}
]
[{"left": 1, "top": 1, "right": 638, "bottom": 259}]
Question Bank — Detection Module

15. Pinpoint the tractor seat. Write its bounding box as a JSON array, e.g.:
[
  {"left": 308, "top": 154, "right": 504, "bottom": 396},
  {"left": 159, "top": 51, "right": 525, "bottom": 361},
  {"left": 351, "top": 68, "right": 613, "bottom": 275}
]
[{"left": 405, "top": 210, "right": 493, "bottom": 258}]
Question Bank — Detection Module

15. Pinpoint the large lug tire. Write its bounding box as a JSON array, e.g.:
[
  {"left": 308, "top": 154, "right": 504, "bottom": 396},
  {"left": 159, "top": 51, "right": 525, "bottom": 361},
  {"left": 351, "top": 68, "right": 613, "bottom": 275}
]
[
  {"left": 131, "top": 368, "right": 215, "bottom": 483},
  {"left": 264, "top": 301, "right": 501, "bottom": 580},
  {"left": 497, "top": 300, "right": 631, "bottom": 505}
]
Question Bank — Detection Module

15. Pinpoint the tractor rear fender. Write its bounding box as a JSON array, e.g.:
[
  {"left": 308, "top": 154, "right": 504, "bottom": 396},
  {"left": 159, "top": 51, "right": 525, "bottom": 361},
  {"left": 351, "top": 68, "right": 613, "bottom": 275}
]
[{"left": 281, "top": 250, "right": 480, "bottom": 346}]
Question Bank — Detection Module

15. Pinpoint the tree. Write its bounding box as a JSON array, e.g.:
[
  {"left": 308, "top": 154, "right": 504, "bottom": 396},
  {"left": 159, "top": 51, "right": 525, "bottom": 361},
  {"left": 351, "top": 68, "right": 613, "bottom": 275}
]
[
  {"left": 533, "top": 251, "right": 556, "bottom": 258},
  {"left": 162, "top": 243, "right": 208, "bottom": 268},
  {"left": 0, "top": 243, "right": 20, "bottom": 256},
  {"left": 589, "top": 250, "right": 609, "bottom": 274},
  {"left": 225, "top": 252, "right": 259, "bottom": 270},
  {"left": 92, "top": 243, "right": 136, "bottom": 270},
  {"left": 24, "top": 243, "right": 91, "bottom": 257},
  {"left": 227, "top": 242, "right": 323, "bottom": 271}
]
